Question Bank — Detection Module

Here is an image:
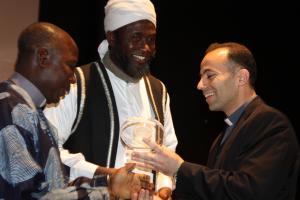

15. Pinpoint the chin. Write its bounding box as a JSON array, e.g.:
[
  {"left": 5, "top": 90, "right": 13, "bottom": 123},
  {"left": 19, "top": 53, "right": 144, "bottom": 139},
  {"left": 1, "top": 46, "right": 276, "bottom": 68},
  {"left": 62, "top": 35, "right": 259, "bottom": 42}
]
[
  {"left": 208, "top": 104, "right": 216, "bottom": 111},
  {"left": 130, "top": 67, "right": 150, "bottom": 79},
  {"left": 47, "top": 97, "right": 60, "bottom": 105}
]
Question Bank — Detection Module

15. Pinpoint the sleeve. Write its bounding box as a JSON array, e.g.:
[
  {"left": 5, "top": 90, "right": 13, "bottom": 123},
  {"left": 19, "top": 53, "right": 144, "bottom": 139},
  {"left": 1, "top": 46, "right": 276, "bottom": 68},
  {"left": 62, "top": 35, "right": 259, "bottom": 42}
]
[
  {"left": 0, "top": 103, "right": 43, "bottom": 199},
  {"left": 156, "top": 93, "right": 178, "bottom": 191},
  {"left": 60, "top": 149, "right": 98, "bottom": 181},
  {"left": 44, "top": 83, "right": 98, "bottom": 181},
  {"left": 174, "top": 111, "right": 299, "bottom": 200}
]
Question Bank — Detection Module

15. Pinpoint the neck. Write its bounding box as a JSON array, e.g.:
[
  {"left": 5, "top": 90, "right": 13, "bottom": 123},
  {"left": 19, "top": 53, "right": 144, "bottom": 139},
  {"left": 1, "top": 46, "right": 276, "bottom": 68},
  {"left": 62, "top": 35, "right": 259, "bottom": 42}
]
[
  {"left": 103, "top": 52, "right": 140, "bottom": 83},
  {"left": 225, "top": 89, "right": 257, "bottom": 116}
]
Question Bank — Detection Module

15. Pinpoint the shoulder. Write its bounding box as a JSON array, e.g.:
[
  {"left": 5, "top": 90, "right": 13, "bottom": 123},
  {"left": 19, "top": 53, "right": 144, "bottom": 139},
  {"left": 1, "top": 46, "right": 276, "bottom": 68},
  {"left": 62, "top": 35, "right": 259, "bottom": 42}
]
[
  {"left": 0, "top": 95, "right": 35, "bottom": 130},
  {"left": 147, "top": 74, "right": 165, "bottom": 85},
  {"left": 0, "top": 83, "right": 21, "bottom": 115},
  {"left": 249, "top": 98, "right": 291, "bottom": 127},
  {"left": 242, "top": 97, "right": 296, "bottom": 143},
  {"left": 77, "top": 60, "right": 101, "bottom": 73},
  {"left": 75, "top": 60, "right": 105, "bottom": 85},
  {"left": 146, "top": 75, "right": 167, "bottom": 92}
]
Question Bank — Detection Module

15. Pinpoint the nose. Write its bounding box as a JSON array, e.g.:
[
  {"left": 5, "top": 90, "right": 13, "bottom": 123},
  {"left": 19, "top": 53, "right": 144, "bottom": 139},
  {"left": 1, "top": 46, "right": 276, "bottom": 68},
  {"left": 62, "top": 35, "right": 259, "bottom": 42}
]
[
  {"left": 197, "top": 79, "right": 204, "bottom": 90},
  {"left": 140, "top": 38, "right": 154, "bottom": 53},
  {"left": 142, "top": 42, "right": 151, "bottom": 52}
]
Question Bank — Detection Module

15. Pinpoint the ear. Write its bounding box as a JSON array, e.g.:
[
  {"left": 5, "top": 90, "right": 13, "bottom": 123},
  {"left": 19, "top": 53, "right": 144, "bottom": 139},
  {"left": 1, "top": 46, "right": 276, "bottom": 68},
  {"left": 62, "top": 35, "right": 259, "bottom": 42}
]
[
  {"left": 37, "top": 47, "right": 49, "bottom": 67},
  {"left": 106, "top": 31, "right": 116, "bottom": 47},
  {"left": 237, "top": 68, "right": 250, "bottom": 86}
]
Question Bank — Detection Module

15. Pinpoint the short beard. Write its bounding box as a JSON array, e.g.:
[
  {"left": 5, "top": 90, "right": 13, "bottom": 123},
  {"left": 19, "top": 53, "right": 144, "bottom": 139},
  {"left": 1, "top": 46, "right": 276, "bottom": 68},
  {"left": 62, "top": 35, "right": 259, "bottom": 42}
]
[
  {"left": 112, "top": 31, "right": 153, "bottom": 79},
  {"left": 116, "top": 54, "right": 151, "bottom": 79},
  {"left": 126, "top": 64, "right": 150, "bottom": 79}
]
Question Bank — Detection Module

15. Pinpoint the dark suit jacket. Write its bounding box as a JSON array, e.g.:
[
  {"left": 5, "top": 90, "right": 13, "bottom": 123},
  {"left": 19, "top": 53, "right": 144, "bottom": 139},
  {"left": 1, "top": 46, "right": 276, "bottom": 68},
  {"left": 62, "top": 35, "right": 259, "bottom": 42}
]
[{"left": 174, "top": 97, "right": 299, "bottom": 200}]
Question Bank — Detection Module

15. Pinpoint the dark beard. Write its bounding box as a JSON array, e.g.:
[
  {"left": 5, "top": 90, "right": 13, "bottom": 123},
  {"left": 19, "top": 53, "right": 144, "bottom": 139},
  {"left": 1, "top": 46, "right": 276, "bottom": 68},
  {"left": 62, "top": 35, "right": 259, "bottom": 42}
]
[
  {"left": 116, "top": 53, "right": 151, "bottom": 79},
  {"left": 112, "top": 31, "right": 153, "bottom": 79},
  {"left": 126, "top": 64, "right": 150, "bottom": 79}
]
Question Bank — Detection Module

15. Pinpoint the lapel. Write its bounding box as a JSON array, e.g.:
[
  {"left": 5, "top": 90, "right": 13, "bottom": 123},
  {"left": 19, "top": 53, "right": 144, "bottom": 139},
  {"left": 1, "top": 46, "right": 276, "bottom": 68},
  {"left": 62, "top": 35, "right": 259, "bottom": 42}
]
[
  {"left": 207, "top": 133, "right": 224, "bottom": 167},
  {"left": 210, "top": 96, "right": 263, "bottom": 168}
]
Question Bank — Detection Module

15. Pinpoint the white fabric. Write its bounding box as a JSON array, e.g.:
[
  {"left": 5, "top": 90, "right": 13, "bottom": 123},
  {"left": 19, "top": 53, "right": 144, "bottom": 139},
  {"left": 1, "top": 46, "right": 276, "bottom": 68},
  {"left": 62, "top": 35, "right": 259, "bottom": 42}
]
[
  {"left": 44, "top": 84, "right": 100, "bottom": 181},
  {"left": 44, "top": 69, "right": 178, "bottom": 190},
  {"left": 45, "top": 84, "right": 77, "bottom": 148},
  {"left": 106, "top": 68, "right": 177, "bottom": 190},
  {"left": 104, "top": 0, "right": 156, "bottom": 33},
  {"left": 98, "top": 40, "right": 109, "bottom": 61},
  {"left": 60, "top": 150, "right": 98, "bottom": 181}
]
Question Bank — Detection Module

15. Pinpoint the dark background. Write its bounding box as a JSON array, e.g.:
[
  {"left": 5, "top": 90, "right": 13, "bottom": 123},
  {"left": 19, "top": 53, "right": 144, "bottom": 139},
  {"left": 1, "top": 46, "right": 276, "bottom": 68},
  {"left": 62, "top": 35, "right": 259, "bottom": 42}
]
[{"left": 40, "top": 0, "right": 299, "bottom": 195}]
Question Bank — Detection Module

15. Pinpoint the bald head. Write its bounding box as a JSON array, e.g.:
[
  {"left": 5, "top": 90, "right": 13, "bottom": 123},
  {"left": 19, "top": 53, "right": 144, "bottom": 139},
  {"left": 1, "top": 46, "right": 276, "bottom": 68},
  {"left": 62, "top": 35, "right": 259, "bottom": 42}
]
[
  {"left": 15, "top": 22, "right": 79, "bottom": 104},
  {"left": 16, "top": 22, "right": 77, "bottom": 70},
  {"left": 18, "top": 22, "right": 60, "bottom": 53}
]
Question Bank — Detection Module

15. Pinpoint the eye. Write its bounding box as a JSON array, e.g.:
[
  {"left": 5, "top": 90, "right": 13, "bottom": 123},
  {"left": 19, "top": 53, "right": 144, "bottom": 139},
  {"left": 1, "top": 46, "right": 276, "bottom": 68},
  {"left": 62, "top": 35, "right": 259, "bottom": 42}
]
[
  {"left": 147, "top": 35, "right": 156, "bottom": 45},
  {"left": 207, "top": 72, "right": 217, "bottom": 80},
  {"left": 131, "top": 33, "right": 142, "bottom": 42}
]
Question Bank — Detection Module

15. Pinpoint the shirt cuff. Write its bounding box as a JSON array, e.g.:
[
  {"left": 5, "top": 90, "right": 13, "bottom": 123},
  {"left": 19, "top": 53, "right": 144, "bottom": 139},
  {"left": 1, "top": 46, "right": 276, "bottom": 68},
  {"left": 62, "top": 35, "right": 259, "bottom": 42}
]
[
  {"left": 155, "top": 172, "right": 174, "bottom": 191},
  {"left": 69, "top": 160, "right": 98, "bottom": 181}
]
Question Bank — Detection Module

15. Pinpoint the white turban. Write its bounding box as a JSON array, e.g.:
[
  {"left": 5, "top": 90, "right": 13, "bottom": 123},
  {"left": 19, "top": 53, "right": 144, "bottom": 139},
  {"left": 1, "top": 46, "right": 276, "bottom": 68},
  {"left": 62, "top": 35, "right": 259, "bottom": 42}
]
[
  {"left": 104, "top": 0, "right": 156, "bottom": 33},
  {"left": 98, "top": 0, "right": 157, "bottom": 59}
]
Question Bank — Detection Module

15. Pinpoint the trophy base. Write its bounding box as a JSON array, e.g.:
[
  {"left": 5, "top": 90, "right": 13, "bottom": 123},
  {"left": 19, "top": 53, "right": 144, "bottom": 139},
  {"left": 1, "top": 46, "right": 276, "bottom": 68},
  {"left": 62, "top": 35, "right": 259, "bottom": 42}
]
[{"left": 125, "top": 148, "right": 154, "bottom": 183}]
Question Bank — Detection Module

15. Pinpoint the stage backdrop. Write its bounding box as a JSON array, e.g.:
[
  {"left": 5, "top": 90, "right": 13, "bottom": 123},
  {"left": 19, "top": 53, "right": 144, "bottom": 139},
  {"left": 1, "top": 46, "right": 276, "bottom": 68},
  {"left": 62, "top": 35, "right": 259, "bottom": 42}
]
[{"left": 0, "top": 0, "right": 39, "bottom": 81}]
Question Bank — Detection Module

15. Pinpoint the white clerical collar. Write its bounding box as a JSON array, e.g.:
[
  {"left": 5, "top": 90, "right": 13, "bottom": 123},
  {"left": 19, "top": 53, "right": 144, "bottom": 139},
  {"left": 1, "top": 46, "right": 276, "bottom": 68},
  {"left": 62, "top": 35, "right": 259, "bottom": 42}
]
[{"left": 224, "top": 118, "right": 233, "bottom": 126}]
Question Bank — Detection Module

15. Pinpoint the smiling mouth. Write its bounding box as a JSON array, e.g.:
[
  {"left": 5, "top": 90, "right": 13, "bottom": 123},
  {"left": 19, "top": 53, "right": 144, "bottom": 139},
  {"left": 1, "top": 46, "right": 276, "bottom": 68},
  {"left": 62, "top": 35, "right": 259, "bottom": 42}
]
[
  {"left": 133, "top": 54, "right": 146, "bottom": 61},
  {"left": 203, "top": 91, "right": 214, "bottom": 98}
]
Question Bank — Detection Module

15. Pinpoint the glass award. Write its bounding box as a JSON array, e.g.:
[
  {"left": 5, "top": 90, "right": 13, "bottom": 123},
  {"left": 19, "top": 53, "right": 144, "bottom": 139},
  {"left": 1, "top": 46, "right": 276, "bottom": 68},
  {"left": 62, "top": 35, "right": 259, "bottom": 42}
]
[{"left": 120, "top": 117, "right": 164, "bottom": 184}]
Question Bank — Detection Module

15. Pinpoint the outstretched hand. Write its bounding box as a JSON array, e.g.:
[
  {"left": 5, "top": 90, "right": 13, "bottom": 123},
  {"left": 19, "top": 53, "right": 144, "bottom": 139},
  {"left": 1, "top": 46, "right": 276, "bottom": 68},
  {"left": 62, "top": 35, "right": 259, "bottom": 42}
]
[
  {"left": 156, "top": 187, "right": 172, "bottom": 200},
  {"left": 131, "top": 138, "right": 184, "bottom": 177},
  {"left": 109, "top": 163, "right": 154, "bottom": 199}
]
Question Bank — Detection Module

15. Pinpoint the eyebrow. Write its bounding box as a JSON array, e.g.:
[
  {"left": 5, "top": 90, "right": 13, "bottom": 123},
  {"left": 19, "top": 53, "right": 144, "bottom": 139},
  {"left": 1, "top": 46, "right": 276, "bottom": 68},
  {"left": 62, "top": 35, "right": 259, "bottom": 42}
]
[{"left": 200, "top": 68, "right": 212, "bottom": 76}]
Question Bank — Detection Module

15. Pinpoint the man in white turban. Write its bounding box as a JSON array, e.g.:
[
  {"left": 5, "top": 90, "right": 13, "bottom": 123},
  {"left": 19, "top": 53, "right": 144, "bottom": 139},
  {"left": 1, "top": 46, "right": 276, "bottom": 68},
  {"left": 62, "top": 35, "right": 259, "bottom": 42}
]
[
  {"left": 99, "top": 0, "right": 157, "bottom": 59},
  {"left": 44, "top": 0, "right": 178, "bottom": 199}
]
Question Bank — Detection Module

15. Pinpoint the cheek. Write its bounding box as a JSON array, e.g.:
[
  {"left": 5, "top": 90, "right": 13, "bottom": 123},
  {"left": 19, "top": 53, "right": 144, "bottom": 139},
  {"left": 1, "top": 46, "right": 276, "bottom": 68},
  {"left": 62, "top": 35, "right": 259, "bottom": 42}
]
[
  {"left": 48, "top": 72, "right": 66, "bottom": 91},
  {"left": 219, "top": 81, "right": 237, "bottom": 100},
  {"left": 61, "top": 66, "right": 73, "bottom": 82}
]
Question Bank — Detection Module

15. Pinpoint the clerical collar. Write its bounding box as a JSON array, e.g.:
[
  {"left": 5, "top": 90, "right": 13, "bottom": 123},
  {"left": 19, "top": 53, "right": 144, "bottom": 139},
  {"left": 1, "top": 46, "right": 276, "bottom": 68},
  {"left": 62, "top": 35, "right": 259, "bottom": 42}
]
[
  {"left": 224, "top": 102, "right": 248, "bottom": 127},
  {"left": 102, "top": 52, "right": 140, "bottom": 83},
  {"left": 10, "top": 72, "right": 46, "bottom": 108},
  {"left": 224, "top": 118, "right": 233, "bottom": 126}
]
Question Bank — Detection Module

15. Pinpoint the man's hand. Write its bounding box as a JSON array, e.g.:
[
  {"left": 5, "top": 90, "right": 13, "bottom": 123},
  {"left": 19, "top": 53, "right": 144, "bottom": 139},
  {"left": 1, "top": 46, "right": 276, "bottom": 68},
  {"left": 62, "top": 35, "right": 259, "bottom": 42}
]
[
  {"left": 131, "top": 138, "right": 184, "bottom": 177},
  {"left": 131, "top": 189, "right": 154, "bottom": 200},
  {"left": 67, "top": 176, "right": 91, "bottom": 187},
  {"left": 156, "top": 187, "right": 172, "bottom": 200},
  {"left": 109, "top": 163, "right": 154, "bottom": 199},
  {"left": 94, "top": 165, "right": 117, "bottom": 176}
]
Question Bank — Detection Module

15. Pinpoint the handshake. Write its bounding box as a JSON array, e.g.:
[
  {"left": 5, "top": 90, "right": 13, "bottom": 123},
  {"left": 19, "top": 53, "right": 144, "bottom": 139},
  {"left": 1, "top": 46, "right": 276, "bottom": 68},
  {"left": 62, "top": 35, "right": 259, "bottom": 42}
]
[
  {"left": 40, "top": 138, "right": 176, "bottom": 200},
  {"left": 106, "top": 163, "right": 154, "bottom": 199},
  {"left": 41, "top": 163, "right": 154, "bottom": 200}
]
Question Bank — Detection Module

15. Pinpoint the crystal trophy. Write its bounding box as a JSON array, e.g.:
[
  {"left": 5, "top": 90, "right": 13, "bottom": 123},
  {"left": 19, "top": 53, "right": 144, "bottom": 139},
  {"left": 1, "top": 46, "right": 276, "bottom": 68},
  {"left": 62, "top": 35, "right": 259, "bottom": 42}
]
[{"left": 120, "top": 117, "right": 164, "bottom": 185}]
